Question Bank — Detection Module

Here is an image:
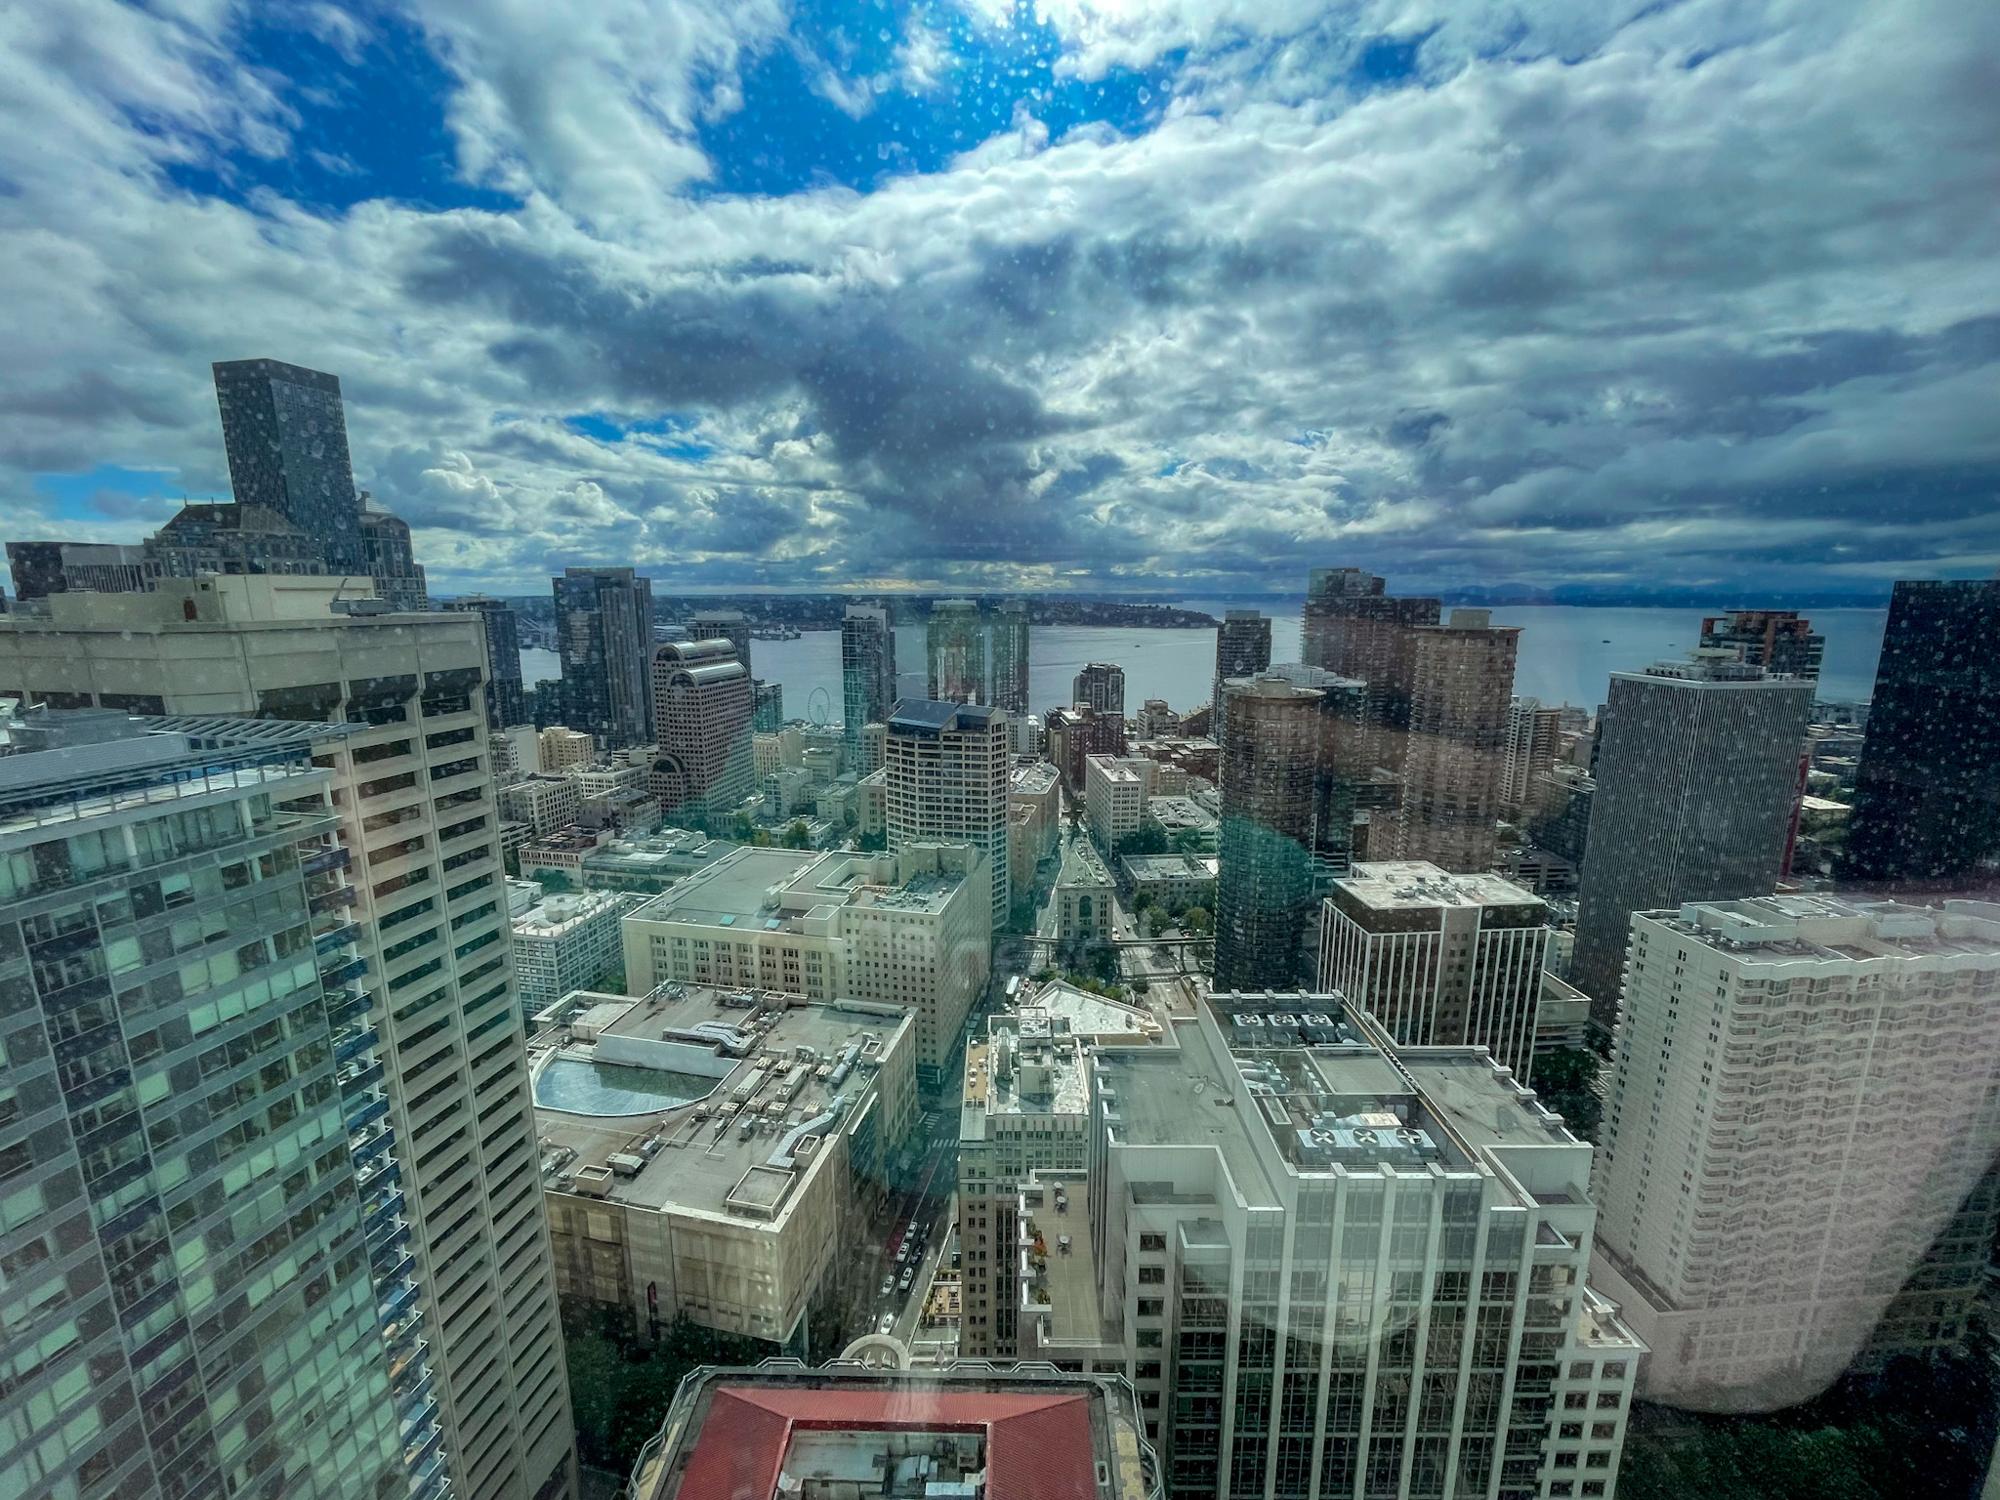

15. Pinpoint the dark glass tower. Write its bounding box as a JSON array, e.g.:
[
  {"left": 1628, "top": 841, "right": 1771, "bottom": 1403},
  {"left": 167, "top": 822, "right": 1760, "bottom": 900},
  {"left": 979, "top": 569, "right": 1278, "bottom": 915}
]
[
  {"left": 553, "top": 566, "right": 655, "bottom": 750},
  {"left": 1845, "top": 579, "right": 2000, "bottom": 883},
  {"left": 1214, "top": 673, "right": 1322, "bottom": 989},
  {"left": 212, "top": 358, "right": 366, "bottom": 574},
  {"left": 444, "top": 594, "right": 527, "bottom": 728},
  {"left": 1210, "top": 609, "right": 1273, "bottom": 745},
  {"left": 1300, "top": 568, "right": 1442, "bottom": 773},
  {"left": 841, "top": 603, "right": 896, "bottom": 753},
  {"left": 990, "top": 599, "right": 1030, "bottom": 716},
  {"left": 1570, "top": 654, "right": 1815, "bottom": 1027}
]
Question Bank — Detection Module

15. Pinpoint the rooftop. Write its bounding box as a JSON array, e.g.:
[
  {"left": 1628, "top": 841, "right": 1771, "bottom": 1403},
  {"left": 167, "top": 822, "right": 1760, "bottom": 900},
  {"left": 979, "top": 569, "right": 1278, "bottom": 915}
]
[
  {"left": 532, "top": 986, "right": 912, "bottom": 1220},
  {"left": 889, "top": 698, "right": 1003, "bottom": 732},
  {"left": 1011, "top": 762, "right": 1060, "bottom": 796},
  {"left": 1643, "top": 894, "right": 2000, "bottom": 965},
  {"left": 1057, "top": 838, "right": 1111, "bottom": 889},
  {"left": 513, "top": 890, "right": 628, "bottom": 937},
  {"left": 1122, "top": 854, "right": 1217, "bottom": 883},
  {"left": 1146, "top": 795, "right": 1216, "bottom": 830},
  {"left": 1020, "top": 1175, "right": 1100, "bottom": 1343},
  {"left": 627, "top": 1363, "right": 1156, "bottom": 1500},
  {"left": 627, "top": 846, "right": 823, "bottom": 926},
  {"left": 1334, "top": 861, "right": 1544, "bottom": 911}
]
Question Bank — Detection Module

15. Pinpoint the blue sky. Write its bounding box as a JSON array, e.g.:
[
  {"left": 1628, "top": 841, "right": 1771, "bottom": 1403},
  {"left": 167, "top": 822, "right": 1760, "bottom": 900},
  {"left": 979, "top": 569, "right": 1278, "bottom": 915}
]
[{"left": 3, "top": 0, "right": 1996, "bottom": 598}]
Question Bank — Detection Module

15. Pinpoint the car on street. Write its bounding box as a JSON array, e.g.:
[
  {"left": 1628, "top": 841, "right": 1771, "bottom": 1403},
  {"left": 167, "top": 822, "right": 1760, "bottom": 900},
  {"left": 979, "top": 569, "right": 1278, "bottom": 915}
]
[
  {"left": 899, "top": 1267, "right": 914, "bottom": 1292},
  {"left": 878, "top": 1313, "right": 895, "bottom": 1334},
  {"left": 880, "top": 1275, "right": 894, "bottom": 1296}
]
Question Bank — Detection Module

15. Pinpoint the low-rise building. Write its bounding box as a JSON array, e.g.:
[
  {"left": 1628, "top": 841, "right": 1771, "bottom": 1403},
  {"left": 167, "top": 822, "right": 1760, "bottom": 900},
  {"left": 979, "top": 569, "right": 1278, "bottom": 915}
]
[
  {"left": 534, "top": 988, "right": 916, "bottom": 1346},
  {"left": 512, "top": 889, "right": 632, "bottom": 1021},
  {"left": 1121, "top": 852, "right": 1218, "bottom": 909},
  {"left": 1054, "top": 837, "right": 1114, "bottom": 944},
  {"left": 622, "top": 1363, "right": 1159, "bottom": 1500},
  {"left": 500, "top": 772, "right": 585, "bottom": 836},
  {"left": 622, "top": 844, "right": 991, "bottom": 1083},
  {"left": 855, "top": 766, "right": 887, "bottom": 836},
  {"left": 1143, "top": 793, "right": 1218, "bottom": 852},
  {"left": 1534, "top": 970, "right": 1592, "bottom": 1055},
  {"left": 517, "top": 825, "right": 615, "bottom": 883},
  {"left": 540, "top": 724, "right": 595, "bottom": 770}
]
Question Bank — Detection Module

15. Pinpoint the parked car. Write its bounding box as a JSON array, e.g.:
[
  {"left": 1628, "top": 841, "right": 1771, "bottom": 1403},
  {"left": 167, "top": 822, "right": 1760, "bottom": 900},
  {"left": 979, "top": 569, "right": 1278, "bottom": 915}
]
[
  {"left": 878, "top": 1313, "right": 895, "bottom": 1334},
  {"left": 880, "top": 1275, "right": 894, "bottom": 1296},
  {"left": 899, "top": 1267, "right": 914, "bottom": 1292}
]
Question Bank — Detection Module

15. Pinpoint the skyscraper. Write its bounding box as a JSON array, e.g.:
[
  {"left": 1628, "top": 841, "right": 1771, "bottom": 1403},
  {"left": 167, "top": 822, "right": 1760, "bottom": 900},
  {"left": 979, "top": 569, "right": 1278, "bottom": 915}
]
[
  {"left": 446, "top": 593, "right": 529, "bottom": 728},
  {"left": 1698, "top": 608, "right": 1825, "bottom": 680},
  {"left": 991, "top": 598, "right": 1031, "bottom": 715},
  {"left": 1590, "top": 895, "right": 2000, "bottom": 1410},
  {"left": 1210, "top": 608, "right": 1272, "bottom": 744},
  {"left": 649, "top": 638, "right": 754, "bottom": 825},
  {"left": 1500, "top": 695, "right": 1563, "bottom": 814},
  {"left": 0, "top": 710, "right": 423, "bottom": 1499},
  {"left": 927, "top": 598, "right": 987, "bottom": 704},
  {"left": 212, "top": 357, "right": 366, "bottom": 573},
  {"left": 752, "top": 678, "right": 784, "bottom": 732},
  {"left": 0, "top": 578, "right": 578, "bottom": 1500},
  {"left": 1263, "top": 662, "right": 1369, "bottom": 882},
  {"left": 689, "top": 607, "right": 752, "bottom": 678},
  {"left": 1213, "top": 673, "right": 1321, "bottom": 989},
  {"left": 1393, "top": 609, "right": 1519, "bottom": 872},
  {"left": 1299, "top": 568, "right": 1441, "bottom": 772},
  {"left": 1570, "top": 652, "right": 1815, "bottom": 1026},
  {"left": 554, "top": 565, "right": 654, "bottom": 750},
  {"left": 1318, "top": 861, "right": 1551, "bottom": 1078},
  {"left": 840, "top": 602, "right": 897, "bottom": 751},
  {"left": 358, "top": 502, "right": 429, "bottom": 610},
  {"left": 886, "top": 700, "right": 1010, "bottom": 934},
  {"left": 1072, "top": 660, "right": 1126, "bottom": 715},
  {"left": 1845, "top": 579, "right": 2000, "bottom": 884}
]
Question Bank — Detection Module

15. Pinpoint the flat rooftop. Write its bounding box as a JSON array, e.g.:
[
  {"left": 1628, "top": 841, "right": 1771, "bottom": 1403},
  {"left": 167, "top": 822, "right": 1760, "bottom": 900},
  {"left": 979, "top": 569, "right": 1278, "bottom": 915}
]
[
  {"left": 628, "top": 846, "right": 968, "bottom": 930},
  {"left": 1010, "top": 762, "right": 1060, "bottom": 795},
  {"left": 1644, "top": 894, "right": 2000, "bottom": 964},
  {"left": 1097, "top": 1014, "right": 1282, "bottom": 1209},
  {"left": 1057, "top": 838, "right": 1111, "bottom": 888},
  {"left": 628, "top": 846, "right": 822, "bottom": 926},
  {"left": 1021, "top": 1175, "right": 1101, "bottom": 1344},
  {"left": 533, "top": 986, "right": 910, "bottom": 1220},
  {"left": 1123, "top": 854, "right": 1217, "bottom": 883},
  {"left": 1335, "top": 861, "right": 1542, "bottom": 910},
  {"left": 513, "top": 891, "right": 626, "bottom": 937}
]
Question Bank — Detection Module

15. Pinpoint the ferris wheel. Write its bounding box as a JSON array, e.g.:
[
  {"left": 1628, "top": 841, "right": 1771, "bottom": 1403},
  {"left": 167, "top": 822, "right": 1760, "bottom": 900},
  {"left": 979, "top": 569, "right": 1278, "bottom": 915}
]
[{"left": 808, "top": 686, "right": 833, "bottom": 726}]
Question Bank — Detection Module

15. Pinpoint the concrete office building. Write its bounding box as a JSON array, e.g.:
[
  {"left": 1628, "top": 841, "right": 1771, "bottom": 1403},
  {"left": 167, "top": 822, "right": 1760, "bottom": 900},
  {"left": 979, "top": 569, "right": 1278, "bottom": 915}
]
[
  {"left": 649, "top": 639, "right": 754, "bottom": 826},
  {"left": 534, "top": 988, "right": 916, "bottom": 1348},
  {"left": 445, "top": 595, "right": 529, "bottom": 729},
  {"left": 1122, "top": 852, "right": 1218, "bottom": 908},
  {"left": 3, "top": 539, "right": 161, "bottom": 600},
  {"left": 491, "top": 724, "right": 540, "bottom": 781},
  {"left": 689, "top": 608, "right": 752, "bottom": 678},
  {"left": 886, "top": 700, "right": 1010, "bottom": 935},
  {"left": 1214, "top": 675, "right": 1322, "bottom": 991},
  {"left": 0, "top": 712, "right": 434, "bottom": 1500},
  {"left": 1075, "top": 661, "right": 1127, "bottom": 716},
  {"left": 965, "top": 994, "right": 1644, "bottom": 1497},
  {"left": 958, "top": 994, "right": 1168, "bottom": 1360},
  {"left": 621, "top": 1362, "right": 1158, "bottom": 1500},
  {"left": 357, "top": 504, "right": 430, "bottom": 613},
  {"left": 926, "top": 599, "right": 987, "bottom": 705},
  {"left": 1570, "top": 652, "right": 1814, "bottom": 1029},
  {"left": 511, "top": 889, "right": 631, "bottom": 1022},
  {"left": 1300, "top": 569, "right": 1441, "bottom": 774},
  {"left": 1137, "top": 697, "right": 1180, "bottom": 738},
  {"left": 1698, "top": 609, "right": 1824, "bottom": 680},
  {"left": 539, "top": 725, "right": 595, "bottom": 771},
  {"left": 1845, "top": 579, "right": 2000, "bottom": 884},
  {"left": 1318, "top": 861, "right": 1551, "bottom": 1079},
  {"left": 1502, "top": 697, "right": 1564, "bottom": 815},
  {"left": 0, "top": 578, "right": 577, "bottom": 1500},
  {"left": 500, "top": 772, "right": 585, "bottom": 837},
  {"left": 554, "top": 566, "right": 654, "bottom": 751},
  {"left": 1394, "top": 610, "right": 1519, "bottom": 873},
  {"left": 1085, "top": 754, "right": 1156, "bottom": 854},
  {"left": 1590, "top": 895, "right": 2000, "bottom": 1410},
  {"left": 1055, "top": 837, "right": 1116, "bottom": 945},
  {"left": 992, "top": 599, "right": 1032, "bottom": 716},
  {"left": 840, "top": 603, "right": 897, "bottom": 756},
  {"left": 621, "top": 844, "right": 990, "bottom": 1082},
  {"left": 1211, "top": 609, "right": 1273, "bottom": 745}
]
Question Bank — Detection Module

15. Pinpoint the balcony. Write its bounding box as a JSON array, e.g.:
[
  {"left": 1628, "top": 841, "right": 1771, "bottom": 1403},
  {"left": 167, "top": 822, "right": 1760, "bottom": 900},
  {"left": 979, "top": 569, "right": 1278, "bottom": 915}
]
[
  {"left": 334, "top": 1022, "right": 378, "bottom": 1065},
  {"left": 314, "top": 919, "right": 363, "bottom": 956},
  {"left": 321, "top": 956, "right": 369, "bottom": 990},
  {"left": 409, "top": 1450, "right": 446, "bottom": 1495},
  {"left": 404, "top": 1422, "right": 445, "bottom": 1477},
  {"left": 351, "top": 1120, "right": 394, "bottom": 1167},
  {"left": 365, "top": 1187, "right": 407, "bottom": 1234},
  {"left": 356, "top": 1154, "right": 399, "bottom": 1195},
  {"left": 388, "top": 1340, "right": 431, "bottom": 1399},
  {"left": 384, "top": 1304, "right": 426, "bottom": 1356},
  {"left": 381, "top": 1278, "right": 421, "bottom": 1321},
  {"left": 301, "top": 845, "right": 353, "bottom": 877},
  {"left": 338, "top": 1058, "right": 386, "bottom": 1097},
  {"left": 308, "top": 882, "right": 359, "bottom": 914},
  {"left": 399, "top": 1386, "right": 439, "bottom": 1443},
  {"left": 347, "top": 1092, "right": 392, "bottom": 1135},
  {"left": 325, "top": 986, "right": 371, "bottom": 1026},
  {"left": 373, "top": 1243, "right": 415, "bottom": 1284}
]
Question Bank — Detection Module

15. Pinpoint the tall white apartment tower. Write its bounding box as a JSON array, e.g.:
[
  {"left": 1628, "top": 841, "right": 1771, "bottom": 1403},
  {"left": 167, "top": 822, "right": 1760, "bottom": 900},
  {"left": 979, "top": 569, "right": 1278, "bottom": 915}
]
[
  {"left": 886, "top": 699, "right": 1011, "bottom": 936},
  {"left": 0, "top": 578, "right": 577, "bottom": 1500},
  {"left": 1589, "top": 895, "right": 2000, "bottom": 1412}
]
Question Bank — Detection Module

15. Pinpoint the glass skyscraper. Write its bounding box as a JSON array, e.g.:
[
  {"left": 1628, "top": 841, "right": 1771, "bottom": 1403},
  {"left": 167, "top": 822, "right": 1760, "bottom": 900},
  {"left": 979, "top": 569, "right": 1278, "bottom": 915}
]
[
  {"left": 840, "top": 603, "right": 896, "bottom": 754},
  {"left": 444, "top": 595, "right": 529, "bottom": 730},
  {"left": 212, "top": 358, "right": 367, "bottom": 576},
  {"left": 0, "top": 710, "right": 430, "bottom": 1499},
  {"left": 552, "top": 567, "right": 654, "bottom": 751}
]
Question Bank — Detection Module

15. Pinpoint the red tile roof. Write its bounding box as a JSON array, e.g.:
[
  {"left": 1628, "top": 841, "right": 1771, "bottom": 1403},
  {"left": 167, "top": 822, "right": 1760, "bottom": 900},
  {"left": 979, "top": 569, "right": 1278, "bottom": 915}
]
[{"left": 676, "top": 1384, "right": 1099, "bottom": 1500}]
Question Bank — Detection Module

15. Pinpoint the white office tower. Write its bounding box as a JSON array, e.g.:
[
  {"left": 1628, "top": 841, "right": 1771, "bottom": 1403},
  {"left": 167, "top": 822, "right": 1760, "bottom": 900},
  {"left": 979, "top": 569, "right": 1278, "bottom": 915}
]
[
  {"left": 0, "top": 578, "right": 577, "bottom": 1500},
  {"left": 885, "top": 700, "right": 1011, "bottom": 936},
  {"left": 1318, "top": 861, "right": 1551, "bottom": 1080},
  {"left": 1590, "top": 895, "right": 2000, "bottom": 1413},
  {"left": 955, "top": 987, "right": 1646, "bottom": 1499}
]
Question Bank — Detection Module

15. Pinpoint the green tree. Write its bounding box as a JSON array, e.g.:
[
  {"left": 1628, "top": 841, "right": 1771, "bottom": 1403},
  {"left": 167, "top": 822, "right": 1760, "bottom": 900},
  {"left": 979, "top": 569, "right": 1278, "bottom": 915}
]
[
  {"left": 781, "top": 818, "right": 811, "bottom": 849},
  {"left": 1531, "top": 1046, "right": 1601, "bottom": 1140},
  {"left": 1170, "top": 827, "right": 1211, "bottom": 855},
  {"left": 1182, "top": 906, "right": 1212, "bottom": 936},
  {"left": 1119, "top": 823, "right": 1169, "bottom": 857}
]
